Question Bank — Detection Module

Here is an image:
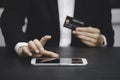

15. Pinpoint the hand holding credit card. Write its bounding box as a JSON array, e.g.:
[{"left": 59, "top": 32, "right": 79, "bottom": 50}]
[{"left": 64, "top": 16, "right": 86, "bottom": 30}]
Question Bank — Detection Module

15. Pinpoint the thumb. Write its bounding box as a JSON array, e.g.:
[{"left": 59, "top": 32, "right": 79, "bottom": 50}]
[{"left": 40, "top": 35, "right": 52, "bottom": 46}]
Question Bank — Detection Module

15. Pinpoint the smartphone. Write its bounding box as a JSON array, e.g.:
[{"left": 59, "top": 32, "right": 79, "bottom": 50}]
[{"left": 31, "top": 58, "right": 88, "bottom": 66}]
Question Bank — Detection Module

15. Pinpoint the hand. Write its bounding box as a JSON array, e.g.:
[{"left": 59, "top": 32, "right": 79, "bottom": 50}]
[
  {"left": 73, "top": 27, "right": 104, "bottom": 47},
  {"left": 17, "top": 35, "right": 59, "bottom": 58}
]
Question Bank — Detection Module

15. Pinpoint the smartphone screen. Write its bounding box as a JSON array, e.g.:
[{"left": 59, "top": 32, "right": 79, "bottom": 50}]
[
  {"left": 31, "top": 58, "right": 87, "bottom": 66},
  {"left": 72, "top": 58, "right": 83, "bottom": 64},
  {"left": 36, "top": 58, "right": 60, "bottom": 63}
]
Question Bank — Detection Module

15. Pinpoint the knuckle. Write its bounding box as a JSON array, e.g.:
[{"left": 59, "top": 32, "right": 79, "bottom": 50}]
[
  {"left": 33, "top": 39, "right": 38, "bottom": 42},
  {"left": 88, "top": 26, "right": 92, "bottom": 28},
  {"left": 96, "top": 28, "right": 101, "bottom": 33},
  {"left": 22, "top": 46, "right": 28, "bottom": 50},
  {"left": 28, "top": 40, "right": 33, "bottom": 44},
  {"left": 95, "top": 34, "right": 100, "bottom": 38},
  {"left": 88, "top": 26, "right": 92, "bottom": 29},
  {"left": 28, "top": 42, "right": 36, "bottom": 49}
]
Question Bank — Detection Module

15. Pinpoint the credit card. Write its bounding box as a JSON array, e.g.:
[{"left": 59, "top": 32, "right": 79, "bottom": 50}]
[{"left": 64, "top": 16, "right": 85, "bottom": 30}]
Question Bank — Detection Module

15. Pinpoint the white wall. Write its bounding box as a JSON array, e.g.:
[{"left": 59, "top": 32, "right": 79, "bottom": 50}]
[
  {"left": 0, "top": 8, "right": 5, "bottom": 46},
  {"left": 112, "top": 9, "right": 120, "bottom": 47},
  {"left": 113, "top": 25, "right": 120, "bottom": 46},
  {"left": 0, "top": 8, "right": 120, "bottom": 47}
]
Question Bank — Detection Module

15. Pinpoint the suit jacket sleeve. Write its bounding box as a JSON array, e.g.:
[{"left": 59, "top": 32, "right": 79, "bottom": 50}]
[
  {"left": 0, "top": 0, "right": 29, "bottom": 50},
  {"left": 100, "top": 0, "right": 114, "bottom": 47},
  {"left": 72, "top": 0, "right": 114, "bottom": 47}
]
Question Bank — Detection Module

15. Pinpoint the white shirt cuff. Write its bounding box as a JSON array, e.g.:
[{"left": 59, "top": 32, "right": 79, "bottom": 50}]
[
  {"left": 15, "top": 42, "right": 28, "bottom": 53},
  {"left": 101, "top": 35, "right": 107, "bottom": 47}
]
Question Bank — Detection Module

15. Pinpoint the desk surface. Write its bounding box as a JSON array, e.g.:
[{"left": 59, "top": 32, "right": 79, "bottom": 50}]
[{"left": 0, "top": 47, "right": 120, "bottom": 80}]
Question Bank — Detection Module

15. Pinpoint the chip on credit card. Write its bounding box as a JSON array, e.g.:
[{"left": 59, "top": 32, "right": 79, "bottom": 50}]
[{"left": 64, "top": 16, "right": 86, "bottom": 30}]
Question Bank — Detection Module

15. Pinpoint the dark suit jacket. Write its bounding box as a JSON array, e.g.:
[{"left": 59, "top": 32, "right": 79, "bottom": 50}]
[{"left": 0, "top": 0, "right": 114, "bottom": 50}]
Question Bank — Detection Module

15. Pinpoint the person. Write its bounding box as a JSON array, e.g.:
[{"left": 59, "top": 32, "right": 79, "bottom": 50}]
[{"left": 0, "top": 0, "right": 114, "bottom": 58}]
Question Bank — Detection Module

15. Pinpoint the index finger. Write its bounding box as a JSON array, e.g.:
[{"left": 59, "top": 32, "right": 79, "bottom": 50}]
[
  {"left": 76, "top": 27, "right": 100, "bottom": 33},
  {"left": 42, "top": 50, "right": 59, "bottom": 58},
  {"left": 40, "top": 35, "right": 52, "bottom": 46}
]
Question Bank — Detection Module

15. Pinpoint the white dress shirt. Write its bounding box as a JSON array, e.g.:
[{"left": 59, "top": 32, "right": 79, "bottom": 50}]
[
  {"left": 15, "top": 0, "right": 107, "bottom": 53},
  {"left": 58, "top": 0, "right": 75, "bottom": 47}
]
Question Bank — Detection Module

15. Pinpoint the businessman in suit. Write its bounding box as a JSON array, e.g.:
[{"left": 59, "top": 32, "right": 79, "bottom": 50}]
[{"left": 0, "top": 0, "right": 114, "bottom": 58}]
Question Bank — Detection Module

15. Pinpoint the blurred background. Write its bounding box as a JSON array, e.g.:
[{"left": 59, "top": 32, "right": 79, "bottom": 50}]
[{"left": 0, "top": 0, "right": 120, "bottom": 46}]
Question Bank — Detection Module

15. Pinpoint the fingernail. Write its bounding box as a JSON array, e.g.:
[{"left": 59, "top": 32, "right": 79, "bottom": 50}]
[
  {"left": 53, "top": 54, "right": 59, "bottom": 58},
  {"left": 46, "top": 35, "right": 51, "bottom": 37},
  {"left": 48, "top": 36, "right": 52, "bottom": 38}
]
